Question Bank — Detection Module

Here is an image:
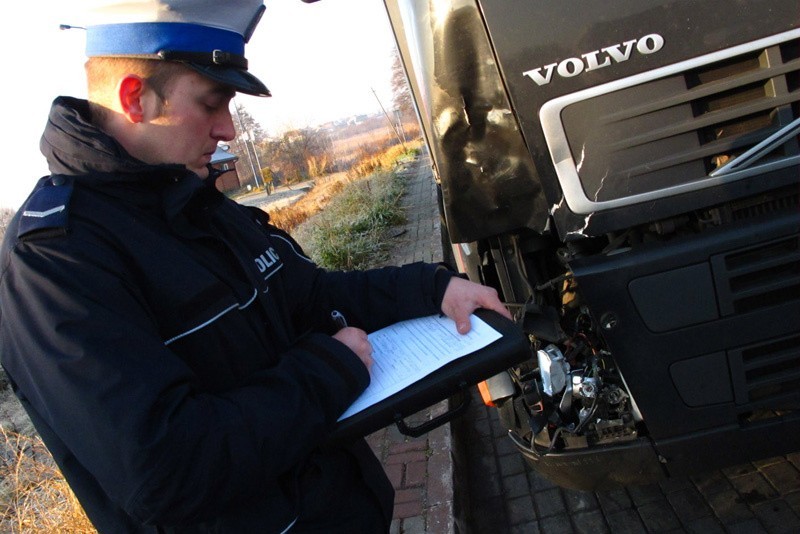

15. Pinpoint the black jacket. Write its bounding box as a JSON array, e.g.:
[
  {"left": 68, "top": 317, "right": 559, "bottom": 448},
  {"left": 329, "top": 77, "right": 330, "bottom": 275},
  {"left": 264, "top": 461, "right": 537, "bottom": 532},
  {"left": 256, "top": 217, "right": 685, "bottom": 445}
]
[{"left": 0, "top": 97, "right": 453, "bottom": 532}]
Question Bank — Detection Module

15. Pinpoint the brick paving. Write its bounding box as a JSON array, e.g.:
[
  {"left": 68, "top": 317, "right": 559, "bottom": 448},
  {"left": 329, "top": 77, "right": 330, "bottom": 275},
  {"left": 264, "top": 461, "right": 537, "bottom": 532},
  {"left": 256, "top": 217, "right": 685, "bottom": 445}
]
[
  {"left": 376, "top": 150, "right": 800, "bottom": 534},
  {"left": 366, "top": 150, "right": 456, "bottom": 534},
  {"left": 454, "top": 386, "right": 800, "bottom": 534}
]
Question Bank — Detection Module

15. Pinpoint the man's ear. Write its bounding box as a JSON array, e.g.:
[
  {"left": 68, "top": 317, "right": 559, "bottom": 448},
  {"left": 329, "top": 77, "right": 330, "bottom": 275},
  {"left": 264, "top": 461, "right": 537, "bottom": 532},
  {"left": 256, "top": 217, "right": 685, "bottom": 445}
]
[{"left": 118, "top": 75, "right": 146, "bottom": 123}]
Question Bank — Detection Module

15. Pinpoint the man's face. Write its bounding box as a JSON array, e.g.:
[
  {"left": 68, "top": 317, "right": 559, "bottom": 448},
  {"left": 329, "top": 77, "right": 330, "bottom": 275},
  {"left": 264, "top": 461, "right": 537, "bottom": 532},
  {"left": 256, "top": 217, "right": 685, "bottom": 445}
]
[{"left": 138, "top": 70, "right": 237, "bottom": 178}]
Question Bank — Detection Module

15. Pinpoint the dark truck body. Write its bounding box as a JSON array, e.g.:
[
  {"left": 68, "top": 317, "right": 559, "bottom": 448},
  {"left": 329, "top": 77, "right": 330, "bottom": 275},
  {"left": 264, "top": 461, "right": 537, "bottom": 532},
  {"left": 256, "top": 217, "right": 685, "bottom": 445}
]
[{"left": 383, "top": 0, "right": 800, "bottom": 489}]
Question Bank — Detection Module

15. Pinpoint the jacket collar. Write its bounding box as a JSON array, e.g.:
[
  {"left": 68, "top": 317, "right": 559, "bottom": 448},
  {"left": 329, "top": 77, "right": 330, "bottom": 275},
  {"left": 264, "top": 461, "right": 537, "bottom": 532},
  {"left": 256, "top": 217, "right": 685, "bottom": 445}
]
[{"left": 39, "top": 96, "right": 215, "bottom": 220}]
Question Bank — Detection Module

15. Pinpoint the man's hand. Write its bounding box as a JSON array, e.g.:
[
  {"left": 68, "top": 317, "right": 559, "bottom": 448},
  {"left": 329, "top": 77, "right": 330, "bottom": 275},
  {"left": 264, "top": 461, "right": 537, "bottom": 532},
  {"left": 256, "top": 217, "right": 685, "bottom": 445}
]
[
  {"left": 441, "top": 277, "right": 512, "bottom": 334},
  {"left": 333, "top": 327, "right": 373, "bottom": 371}
]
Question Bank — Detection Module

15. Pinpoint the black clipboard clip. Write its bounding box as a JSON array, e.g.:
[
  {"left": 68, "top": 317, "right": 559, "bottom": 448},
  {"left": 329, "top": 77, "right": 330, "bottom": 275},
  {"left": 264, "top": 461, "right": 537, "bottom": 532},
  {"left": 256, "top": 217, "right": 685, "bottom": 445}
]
[{"left": 393, "top": 381, "right": 472, "bottom": 438}]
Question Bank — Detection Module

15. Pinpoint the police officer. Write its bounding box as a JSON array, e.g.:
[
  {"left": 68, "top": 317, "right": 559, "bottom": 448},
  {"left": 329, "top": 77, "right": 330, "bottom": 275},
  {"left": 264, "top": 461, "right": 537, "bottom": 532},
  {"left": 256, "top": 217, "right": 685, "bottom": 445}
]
[{"left": 0, "top": 1, "right": 510, "bottom": 532}]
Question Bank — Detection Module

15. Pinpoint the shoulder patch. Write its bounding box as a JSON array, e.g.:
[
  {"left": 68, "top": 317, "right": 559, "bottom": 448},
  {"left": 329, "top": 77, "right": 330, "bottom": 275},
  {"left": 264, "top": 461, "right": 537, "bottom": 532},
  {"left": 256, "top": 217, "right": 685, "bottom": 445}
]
[{"left": 18, "top": 175, "right": 74, "bottom": 239}]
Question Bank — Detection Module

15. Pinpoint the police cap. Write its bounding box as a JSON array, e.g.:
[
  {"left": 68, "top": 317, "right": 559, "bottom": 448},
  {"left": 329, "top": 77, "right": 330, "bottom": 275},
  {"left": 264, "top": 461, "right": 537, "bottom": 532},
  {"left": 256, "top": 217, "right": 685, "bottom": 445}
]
[{"left": 77, "top": 0, "right": 270, "bottom": 96}]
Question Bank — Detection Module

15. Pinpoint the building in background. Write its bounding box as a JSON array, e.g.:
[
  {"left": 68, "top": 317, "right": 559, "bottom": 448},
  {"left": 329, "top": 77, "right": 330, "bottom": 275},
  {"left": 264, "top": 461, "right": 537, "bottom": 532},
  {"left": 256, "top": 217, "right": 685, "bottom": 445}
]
[{"left": 211, "top": 145, "right": 241, "bottom": 193}]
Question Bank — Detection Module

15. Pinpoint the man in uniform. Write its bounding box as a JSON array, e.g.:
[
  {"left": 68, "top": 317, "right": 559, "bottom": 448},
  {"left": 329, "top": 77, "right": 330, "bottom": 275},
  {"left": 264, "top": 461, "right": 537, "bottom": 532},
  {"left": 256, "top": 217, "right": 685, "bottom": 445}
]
[{"left": 0, "top": 1, "right": 510, "bottom": 532}]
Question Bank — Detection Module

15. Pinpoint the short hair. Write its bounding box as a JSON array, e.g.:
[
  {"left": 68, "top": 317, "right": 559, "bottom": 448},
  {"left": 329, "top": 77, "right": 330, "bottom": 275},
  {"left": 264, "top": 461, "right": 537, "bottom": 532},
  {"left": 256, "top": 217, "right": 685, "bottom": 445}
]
[{"left": 85, "top": 57, "right": 192, "bottom": 126}]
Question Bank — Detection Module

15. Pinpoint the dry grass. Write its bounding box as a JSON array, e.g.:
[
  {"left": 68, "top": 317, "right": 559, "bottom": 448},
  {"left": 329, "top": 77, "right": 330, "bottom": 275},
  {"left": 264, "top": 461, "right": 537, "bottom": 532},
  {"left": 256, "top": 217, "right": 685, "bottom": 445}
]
[
  {"left": 346, "top": 142, "right": 420, "bottom": 181},
  {"left": 330, "top": 121, "right": 420, "bottom": 170},
  {"left": 0, "top": 429, "right": 95, "bottom": 533},
  {"left": 293, "top": 170, "right": 407, "bottom": 271},
  {"left": 268, "top": 139, "right": 422, "bottom": 234},
  {"left": 332, "top": 128, "right": 394, "bottom": 163},
  {"left": 267, "top": 172, "right": 348, "bottom": 233}
]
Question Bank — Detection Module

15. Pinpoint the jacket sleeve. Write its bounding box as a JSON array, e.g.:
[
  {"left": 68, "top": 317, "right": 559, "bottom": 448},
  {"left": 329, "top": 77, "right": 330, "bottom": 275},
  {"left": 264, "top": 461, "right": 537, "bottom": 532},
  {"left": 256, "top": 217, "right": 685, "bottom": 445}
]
[
  {"left": 262, "top": 223, "right": 456, "bottom": 334},
  {"left": 0, "top": 233, "right": 370, "bottom": 526}
]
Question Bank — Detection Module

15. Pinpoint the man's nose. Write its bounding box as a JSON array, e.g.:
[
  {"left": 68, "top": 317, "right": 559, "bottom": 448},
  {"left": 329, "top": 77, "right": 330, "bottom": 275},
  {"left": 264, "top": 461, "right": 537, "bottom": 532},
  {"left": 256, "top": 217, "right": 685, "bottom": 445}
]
[{"left": 213, "top": 111, "right": 236, "bottom": 142}]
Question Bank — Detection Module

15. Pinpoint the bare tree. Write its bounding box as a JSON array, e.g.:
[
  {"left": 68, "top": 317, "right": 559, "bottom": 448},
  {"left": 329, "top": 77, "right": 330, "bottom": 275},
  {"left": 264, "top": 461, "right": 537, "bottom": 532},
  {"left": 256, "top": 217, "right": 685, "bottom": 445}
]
[
  {"left": 232, "top": 102, "right": 266, "bottom": 144},
  {"left": 230, "top": 102, "right": 268, "bottom": 188},
  {"left": 390, "top": 49, "right": 415, "bottom": 122}
]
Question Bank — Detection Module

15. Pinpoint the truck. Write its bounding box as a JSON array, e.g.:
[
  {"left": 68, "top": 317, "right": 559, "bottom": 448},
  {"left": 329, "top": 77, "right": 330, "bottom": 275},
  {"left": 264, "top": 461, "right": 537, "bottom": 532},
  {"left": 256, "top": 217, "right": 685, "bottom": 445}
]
[{"left": 381, "top": 0, "right": 800, "bottom": 489}]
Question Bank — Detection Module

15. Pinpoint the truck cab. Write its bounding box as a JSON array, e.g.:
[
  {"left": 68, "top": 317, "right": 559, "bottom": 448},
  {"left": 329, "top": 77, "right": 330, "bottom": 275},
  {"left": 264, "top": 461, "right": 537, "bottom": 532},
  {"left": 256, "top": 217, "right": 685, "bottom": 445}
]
[{"left": 383, "top": 0, "right": 800, "bottom": 489}]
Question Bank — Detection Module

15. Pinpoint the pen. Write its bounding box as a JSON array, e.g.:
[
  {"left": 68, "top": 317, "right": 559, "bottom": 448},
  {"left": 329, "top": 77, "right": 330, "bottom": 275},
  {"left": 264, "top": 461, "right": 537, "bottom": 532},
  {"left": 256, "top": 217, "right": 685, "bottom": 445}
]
[{"left": 331, "top": 310, "right": 348, "bottom": 330}]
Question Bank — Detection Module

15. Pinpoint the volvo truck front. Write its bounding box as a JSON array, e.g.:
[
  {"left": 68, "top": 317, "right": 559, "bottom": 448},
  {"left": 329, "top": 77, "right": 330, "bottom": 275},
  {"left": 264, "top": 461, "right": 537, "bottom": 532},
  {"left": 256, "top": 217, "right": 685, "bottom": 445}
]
[{"left": 384, "top": 0, "right": 800, "bottom": 489}]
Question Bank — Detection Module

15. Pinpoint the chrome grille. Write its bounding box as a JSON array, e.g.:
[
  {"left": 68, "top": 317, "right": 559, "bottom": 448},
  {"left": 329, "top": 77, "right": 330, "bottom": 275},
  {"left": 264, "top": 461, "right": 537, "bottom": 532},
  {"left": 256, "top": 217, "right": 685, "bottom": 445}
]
[{"left": 541, "top": 29, "right": 800, "bottom": 215}]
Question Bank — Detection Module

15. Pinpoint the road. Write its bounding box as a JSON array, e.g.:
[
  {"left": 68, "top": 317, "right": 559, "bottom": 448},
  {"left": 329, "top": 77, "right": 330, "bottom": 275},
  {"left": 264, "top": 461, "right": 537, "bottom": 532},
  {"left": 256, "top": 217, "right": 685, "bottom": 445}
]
[{"left": 236, "top": 180, "right": 315, "bottom": 211}]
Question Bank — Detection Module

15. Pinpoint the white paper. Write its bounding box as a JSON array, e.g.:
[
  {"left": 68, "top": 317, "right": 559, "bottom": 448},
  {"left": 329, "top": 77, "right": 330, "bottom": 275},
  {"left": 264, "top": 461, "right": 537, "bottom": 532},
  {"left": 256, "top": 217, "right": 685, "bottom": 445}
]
[{"left": 338, "top": 314, "right": 502, "bottom": 421}]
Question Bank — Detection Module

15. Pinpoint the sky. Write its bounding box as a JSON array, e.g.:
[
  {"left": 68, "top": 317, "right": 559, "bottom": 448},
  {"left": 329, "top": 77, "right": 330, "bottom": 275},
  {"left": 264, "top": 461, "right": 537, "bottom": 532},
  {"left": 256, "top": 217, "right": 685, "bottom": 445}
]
[{"left": 0, "top": 0, "right": 400, "bottom": 210}]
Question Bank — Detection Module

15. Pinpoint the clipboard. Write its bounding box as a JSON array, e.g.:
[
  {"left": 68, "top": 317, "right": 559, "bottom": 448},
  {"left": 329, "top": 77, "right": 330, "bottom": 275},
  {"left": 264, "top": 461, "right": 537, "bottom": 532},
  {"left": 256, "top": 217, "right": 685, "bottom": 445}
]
[{"left": 329, "top": 309, "right": 529, "bottom": 442}]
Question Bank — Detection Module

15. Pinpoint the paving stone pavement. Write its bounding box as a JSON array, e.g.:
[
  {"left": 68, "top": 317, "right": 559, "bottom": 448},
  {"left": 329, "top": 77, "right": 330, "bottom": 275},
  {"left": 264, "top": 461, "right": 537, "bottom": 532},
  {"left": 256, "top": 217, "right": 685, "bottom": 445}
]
[
  {"left": 374, "top": 150, "right": 800, "bottom": 534},
  {"left": 453, "top": 386, "right": 800, "bottom": 534},
  {"left": 366, "top": 150, "right": 457, "bottom": 534}
]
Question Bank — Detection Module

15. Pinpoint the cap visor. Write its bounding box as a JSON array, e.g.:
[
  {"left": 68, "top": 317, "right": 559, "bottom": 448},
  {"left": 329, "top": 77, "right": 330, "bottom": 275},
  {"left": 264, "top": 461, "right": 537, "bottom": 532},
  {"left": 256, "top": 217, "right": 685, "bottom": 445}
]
[{"left": 187, "top": 64, "right": 271, "bottom": 97}]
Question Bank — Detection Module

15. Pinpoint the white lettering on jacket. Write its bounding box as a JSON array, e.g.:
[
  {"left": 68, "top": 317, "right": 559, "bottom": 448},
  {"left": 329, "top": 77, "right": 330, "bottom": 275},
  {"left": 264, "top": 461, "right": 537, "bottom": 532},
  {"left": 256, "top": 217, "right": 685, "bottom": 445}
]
[{"left": 255, "top": 247, "right": 282, "bottom": 280}]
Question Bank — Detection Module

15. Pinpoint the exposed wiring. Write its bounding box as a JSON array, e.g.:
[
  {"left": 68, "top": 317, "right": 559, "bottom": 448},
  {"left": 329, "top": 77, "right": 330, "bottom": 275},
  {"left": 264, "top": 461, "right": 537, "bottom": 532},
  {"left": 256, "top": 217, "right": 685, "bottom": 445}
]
[{"left": 535, "top": 272, "right": 574, "bottom": 292}]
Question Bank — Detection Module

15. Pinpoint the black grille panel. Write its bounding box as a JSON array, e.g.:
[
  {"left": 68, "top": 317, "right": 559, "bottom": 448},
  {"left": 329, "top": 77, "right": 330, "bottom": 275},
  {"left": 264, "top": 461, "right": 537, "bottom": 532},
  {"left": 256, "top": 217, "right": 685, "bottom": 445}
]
[
  {"left": 731, "top": 333, "right": 800, "bottom": 405},
  {"left": 560, "top": 36, "right": 800, "bottom": 204},
  {"left": 730, "top": 187, "right": 800, "bottom": 221},
  {"left": 712, "top": 235, "right": 800, "bottom": 316}
]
